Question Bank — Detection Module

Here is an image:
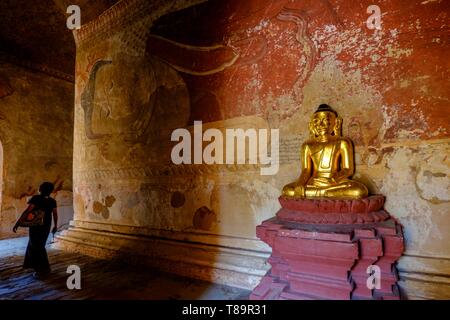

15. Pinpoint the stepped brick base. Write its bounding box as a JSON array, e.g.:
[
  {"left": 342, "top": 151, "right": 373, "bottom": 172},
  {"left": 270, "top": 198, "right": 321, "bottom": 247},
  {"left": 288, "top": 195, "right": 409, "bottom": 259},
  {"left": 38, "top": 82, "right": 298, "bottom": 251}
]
[{"left": 250, "top": 196, "right": 405, "bottom": 300}]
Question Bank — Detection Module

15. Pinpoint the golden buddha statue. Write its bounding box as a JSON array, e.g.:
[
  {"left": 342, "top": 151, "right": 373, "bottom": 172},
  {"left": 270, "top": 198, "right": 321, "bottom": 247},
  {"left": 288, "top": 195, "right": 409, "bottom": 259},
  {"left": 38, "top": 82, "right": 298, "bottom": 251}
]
[{"left": 282, "top": 104, "right": 368, "bottom": 199}]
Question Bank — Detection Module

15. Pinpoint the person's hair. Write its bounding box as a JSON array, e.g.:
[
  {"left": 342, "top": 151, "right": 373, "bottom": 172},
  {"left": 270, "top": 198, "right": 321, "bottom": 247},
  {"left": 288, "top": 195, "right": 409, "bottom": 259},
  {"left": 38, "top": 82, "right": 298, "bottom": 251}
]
[
  {"left": 39, "top": 182, "right": 54, "bottom": 197},
  {"left": 314, "top": 103, "right": 337, "bottom": 116}
]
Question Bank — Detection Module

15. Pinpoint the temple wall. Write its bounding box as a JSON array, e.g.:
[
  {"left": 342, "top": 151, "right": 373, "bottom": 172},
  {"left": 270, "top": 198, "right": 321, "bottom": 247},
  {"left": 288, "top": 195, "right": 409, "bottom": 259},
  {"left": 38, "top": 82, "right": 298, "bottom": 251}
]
[
  {"left": 0, "top": 61, "right": 74, "bottom": 238},
  {"left": 58, "top": 0, "right": 450, "bottom": 298}
]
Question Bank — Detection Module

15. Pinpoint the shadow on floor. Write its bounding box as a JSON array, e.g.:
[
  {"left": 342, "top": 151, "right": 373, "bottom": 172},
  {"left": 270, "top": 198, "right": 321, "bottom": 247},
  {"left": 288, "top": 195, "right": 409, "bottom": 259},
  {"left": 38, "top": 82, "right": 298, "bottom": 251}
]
[{"left": 0, "top": 237, "right": 250, "bottom": 300}]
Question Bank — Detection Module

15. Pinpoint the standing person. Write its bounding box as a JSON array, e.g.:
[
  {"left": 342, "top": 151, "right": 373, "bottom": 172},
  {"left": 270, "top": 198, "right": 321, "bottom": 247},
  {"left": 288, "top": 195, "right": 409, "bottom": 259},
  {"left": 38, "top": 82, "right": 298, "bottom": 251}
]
[{"left": 13, "top": 182, "right": 58, "bottom": 278}]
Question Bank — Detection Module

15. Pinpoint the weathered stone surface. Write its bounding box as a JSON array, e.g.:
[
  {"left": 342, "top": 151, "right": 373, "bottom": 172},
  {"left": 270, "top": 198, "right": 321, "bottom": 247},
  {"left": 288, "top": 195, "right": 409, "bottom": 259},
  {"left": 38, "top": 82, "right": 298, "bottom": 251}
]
[
  {"left": 0, "top": 75, "right": 13, "bottom": 98},
  {"left": 0, "top": 0, "right": 75, "bottom": 76}
]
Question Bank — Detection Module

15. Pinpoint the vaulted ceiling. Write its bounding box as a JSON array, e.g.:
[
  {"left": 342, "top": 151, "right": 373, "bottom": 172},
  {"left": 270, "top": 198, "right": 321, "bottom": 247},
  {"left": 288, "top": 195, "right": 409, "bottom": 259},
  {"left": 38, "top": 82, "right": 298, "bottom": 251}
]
[{"left": 0, "top": 0, "right": 119, "bottom": 76}]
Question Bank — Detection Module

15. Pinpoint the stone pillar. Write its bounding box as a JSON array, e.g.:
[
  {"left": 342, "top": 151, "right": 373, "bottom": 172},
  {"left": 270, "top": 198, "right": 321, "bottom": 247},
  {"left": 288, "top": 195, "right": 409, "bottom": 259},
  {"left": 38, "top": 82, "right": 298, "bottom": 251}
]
[
  {"left": 250, "top": 195, "right": 405, "bottom": 300},
  {"left": 54, "top": 0, "right": 273, "bottom": 290}
]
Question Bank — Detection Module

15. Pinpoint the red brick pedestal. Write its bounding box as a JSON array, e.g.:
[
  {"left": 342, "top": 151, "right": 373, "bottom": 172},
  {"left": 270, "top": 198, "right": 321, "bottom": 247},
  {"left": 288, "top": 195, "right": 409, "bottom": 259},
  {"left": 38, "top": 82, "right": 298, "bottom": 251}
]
[{"left": 250, "top": 195, "right": 404, "bottom": 300}]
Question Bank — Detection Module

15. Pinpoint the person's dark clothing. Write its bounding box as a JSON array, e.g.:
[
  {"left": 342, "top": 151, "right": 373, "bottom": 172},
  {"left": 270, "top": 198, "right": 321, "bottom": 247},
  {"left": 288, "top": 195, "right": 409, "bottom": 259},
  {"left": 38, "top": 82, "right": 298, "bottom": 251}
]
[{"left": 23, "top": 195, "right": 57, "bottom": 273}]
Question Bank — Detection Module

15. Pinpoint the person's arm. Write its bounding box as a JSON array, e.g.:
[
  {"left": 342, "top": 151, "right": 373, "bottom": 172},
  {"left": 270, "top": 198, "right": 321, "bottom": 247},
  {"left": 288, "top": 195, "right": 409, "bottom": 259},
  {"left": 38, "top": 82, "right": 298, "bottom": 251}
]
[
  {"left": 52, "top": 208, "right": 58, "bottom": 234},
  {"left": 13, "top": 204, "right": 35, "bottom": 233}
]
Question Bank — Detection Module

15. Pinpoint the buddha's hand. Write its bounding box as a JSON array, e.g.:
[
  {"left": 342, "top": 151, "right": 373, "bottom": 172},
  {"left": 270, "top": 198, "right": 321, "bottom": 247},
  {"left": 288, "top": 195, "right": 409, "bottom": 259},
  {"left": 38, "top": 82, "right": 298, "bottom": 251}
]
[
  {"left": 332, "top": 169, "right": 352, "bottom": 184},
  {"left": 330, "top": 177, "right": 341, "bottom": 185},
  {"left": 331, "top": 176, "right": 352, "bottom": 186}
]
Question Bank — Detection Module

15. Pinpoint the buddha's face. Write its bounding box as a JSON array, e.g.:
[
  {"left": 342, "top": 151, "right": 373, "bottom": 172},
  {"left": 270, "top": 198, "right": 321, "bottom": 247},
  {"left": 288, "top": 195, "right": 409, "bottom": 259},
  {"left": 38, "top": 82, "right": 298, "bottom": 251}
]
[{"left": 311, "top": 111, "right": 336, "bottom": 137}]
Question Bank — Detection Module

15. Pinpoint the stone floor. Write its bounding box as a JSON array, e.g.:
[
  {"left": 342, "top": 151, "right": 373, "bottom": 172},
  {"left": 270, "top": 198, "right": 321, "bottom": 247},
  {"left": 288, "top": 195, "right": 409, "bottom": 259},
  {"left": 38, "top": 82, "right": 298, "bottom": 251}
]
[{"left": 0, "top": 237, "right": 250, "bottom": 300}]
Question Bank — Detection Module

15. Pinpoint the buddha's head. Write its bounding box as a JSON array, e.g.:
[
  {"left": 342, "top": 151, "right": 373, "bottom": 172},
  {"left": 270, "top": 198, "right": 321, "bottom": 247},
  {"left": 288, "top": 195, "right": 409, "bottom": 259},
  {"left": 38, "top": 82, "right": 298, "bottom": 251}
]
[{"left": 309, "top": 104, "right": 342, "bottom": 140}]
